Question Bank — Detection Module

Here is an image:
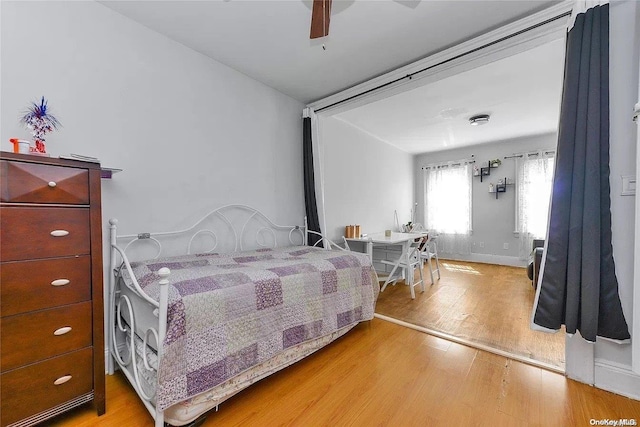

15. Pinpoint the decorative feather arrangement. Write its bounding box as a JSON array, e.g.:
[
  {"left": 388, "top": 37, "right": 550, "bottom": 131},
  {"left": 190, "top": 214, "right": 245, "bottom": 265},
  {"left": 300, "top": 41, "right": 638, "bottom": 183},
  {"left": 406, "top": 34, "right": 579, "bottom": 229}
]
[{"left": 20, "top": 96, "right": 61, "bottom": 153}]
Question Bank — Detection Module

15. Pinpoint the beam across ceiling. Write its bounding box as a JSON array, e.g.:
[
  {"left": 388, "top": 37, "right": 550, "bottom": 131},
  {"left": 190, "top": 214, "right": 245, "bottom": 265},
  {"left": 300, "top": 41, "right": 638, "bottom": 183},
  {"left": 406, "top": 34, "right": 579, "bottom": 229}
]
[{"left": 308, "top": 2, "right": 572, "bottom": 115}]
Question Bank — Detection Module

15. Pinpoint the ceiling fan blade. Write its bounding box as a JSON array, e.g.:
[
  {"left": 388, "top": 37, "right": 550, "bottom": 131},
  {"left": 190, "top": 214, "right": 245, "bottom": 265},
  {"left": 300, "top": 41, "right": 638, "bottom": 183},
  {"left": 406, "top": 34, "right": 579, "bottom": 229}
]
[{"left": 310, "top": 0, "right": 332, "bottom": 39}]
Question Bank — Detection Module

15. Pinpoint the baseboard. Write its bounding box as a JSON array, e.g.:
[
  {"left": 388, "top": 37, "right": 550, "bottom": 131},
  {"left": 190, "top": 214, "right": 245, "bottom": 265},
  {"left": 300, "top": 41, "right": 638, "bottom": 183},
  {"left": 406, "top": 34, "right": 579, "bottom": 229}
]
[
  {"left": 105, "top": 342, "right": 127, "bottom": 374},
  {"left": 594, "top": 359, "right": 640, "bottom": 400},
  {"left": 439, "top": 253, "right": 527, "bottom": 268}
]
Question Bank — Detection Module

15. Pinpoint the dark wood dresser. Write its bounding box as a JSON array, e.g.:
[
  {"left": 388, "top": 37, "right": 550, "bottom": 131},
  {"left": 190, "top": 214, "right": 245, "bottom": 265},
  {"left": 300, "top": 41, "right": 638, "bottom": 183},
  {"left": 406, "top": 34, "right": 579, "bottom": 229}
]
[{"left": 0, "top": 152, "right": 105, "bottom": 426}]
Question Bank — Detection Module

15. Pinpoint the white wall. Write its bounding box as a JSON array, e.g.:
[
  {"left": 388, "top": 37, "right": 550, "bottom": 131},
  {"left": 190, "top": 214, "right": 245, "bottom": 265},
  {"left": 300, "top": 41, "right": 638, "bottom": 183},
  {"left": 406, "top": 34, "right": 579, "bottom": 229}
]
[
  {"left": 593, "top": 0, "right": 639, "bottom": 372},
  {"left": 414, "top": 133, "right": 557, "bottom": 266},
  {"left": 319, "top": 116, "right": 414, "bottom": 242},
  {"left": 0, "top": 0, "right": 305, "bottom": 238}
]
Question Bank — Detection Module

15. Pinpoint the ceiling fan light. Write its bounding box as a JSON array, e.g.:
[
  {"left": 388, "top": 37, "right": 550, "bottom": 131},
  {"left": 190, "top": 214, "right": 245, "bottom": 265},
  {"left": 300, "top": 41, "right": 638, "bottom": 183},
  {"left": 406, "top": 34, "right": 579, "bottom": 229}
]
[{"left": 469, "top": 114, "right": 490, "bottom": 126}]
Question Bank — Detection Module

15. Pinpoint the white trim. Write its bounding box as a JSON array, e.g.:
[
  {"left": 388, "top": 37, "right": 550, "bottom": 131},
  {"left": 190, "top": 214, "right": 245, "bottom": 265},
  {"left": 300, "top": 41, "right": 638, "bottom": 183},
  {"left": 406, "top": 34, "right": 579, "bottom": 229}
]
[
  {"left": 564, "top": 333, "right": 595, "bottom": 384},
  {"left": 633, "top": 30, "right": 640, "bottom": 376},
  {"left": 310, "top": 109, "right": 328, "bottom": 248},
  {"left": 514, "top": 156, "right": 522, "bottom": 235},
  {"left": 594, "top": 359, "right": 640, "bottom": 400},
  {"left": 438, "top": 253, "right": 526, "bottom": 268},
  {"left": 374, "top": 313, "right": 564, "bottom": 374},
  {"left": 308, "top": 2, "right": 572, "bottom": 113}
]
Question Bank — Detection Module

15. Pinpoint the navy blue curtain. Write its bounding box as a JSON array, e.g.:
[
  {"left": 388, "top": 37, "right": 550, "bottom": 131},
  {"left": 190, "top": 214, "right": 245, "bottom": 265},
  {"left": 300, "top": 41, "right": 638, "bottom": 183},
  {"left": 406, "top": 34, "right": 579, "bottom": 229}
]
[
  {"left": 303, "top": 117, "right": 322, "bottom": 246},
  {"left": 532, "top": 4, "right": 629, "bottom": 342}
]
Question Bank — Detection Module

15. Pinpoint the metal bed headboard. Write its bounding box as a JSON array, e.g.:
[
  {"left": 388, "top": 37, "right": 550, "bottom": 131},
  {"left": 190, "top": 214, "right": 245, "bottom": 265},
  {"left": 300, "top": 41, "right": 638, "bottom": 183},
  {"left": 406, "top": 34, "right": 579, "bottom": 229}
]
[{"left": 109, "top": 204, "right": 307, "bottom": 263}]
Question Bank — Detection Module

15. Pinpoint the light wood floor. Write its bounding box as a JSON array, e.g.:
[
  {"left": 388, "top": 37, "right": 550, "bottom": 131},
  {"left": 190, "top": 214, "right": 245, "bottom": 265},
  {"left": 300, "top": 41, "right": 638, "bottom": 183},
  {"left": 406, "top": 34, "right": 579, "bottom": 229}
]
[
  {"left": 53, "top": 319, "right": 639, "bottom": 427},
  {"left": 375, "top": 259, "right": 565, "bottom": 369}
]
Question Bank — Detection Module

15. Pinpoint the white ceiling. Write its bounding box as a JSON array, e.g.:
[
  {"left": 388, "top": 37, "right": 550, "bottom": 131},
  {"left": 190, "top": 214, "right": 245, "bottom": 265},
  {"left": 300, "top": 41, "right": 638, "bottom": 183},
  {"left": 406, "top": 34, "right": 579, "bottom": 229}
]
[
  {"left": 98, "top": 0, "right": 565, "bottom": 154},
  {"left": 334, "top": 37, "right": 566, "bottom": 154},
  {"left": 98, "top": 0, "right": 560, "bottom": 103}
]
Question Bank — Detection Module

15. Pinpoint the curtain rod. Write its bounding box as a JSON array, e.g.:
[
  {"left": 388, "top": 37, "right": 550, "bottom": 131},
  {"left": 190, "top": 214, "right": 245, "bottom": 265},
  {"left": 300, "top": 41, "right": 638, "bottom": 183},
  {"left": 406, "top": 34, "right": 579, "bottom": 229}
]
[
  {"left": 421, "top": 157, "right": 475, "bottom": 170},
  {"left": 315, "top": 11, "right": 571, "bottom": 114},
  {"left": 504, "top": 150, "right": 556, "bottom": 159}
]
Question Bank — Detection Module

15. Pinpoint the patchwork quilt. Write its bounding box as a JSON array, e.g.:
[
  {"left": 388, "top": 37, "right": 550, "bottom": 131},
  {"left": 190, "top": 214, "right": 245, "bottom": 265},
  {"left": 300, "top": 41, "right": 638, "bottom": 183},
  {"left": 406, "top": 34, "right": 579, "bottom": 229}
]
[{"left": 120, "top": 246, "right": 379, "bottom": 411}]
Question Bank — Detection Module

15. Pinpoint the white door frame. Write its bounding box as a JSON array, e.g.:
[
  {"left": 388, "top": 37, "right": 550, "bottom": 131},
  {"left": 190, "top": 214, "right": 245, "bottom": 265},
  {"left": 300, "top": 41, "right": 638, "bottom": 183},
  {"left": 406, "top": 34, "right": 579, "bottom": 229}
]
[
  {"left": 308, "top": 2, "right": 595, "bottom": 380},
  {"left": 633, "top": 52, "right": 640, "bottom": 376}
]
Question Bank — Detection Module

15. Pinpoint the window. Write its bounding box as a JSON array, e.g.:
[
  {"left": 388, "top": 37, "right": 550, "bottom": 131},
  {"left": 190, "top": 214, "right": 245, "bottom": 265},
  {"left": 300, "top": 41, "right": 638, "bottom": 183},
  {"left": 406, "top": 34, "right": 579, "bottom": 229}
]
[
  {"left": 423, "top": 163, "right": 472, "bottom": 254},
  {"left": 516, "top": 153, "right": 555, "bottom": 258}
]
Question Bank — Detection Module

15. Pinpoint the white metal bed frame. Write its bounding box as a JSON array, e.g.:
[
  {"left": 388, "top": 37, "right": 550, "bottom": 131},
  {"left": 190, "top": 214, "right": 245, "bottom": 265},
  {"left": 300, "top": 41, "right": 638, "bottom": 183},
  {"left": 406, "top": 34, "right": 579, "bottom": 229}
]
[{"left": 107, "top": 204, "right": 346, "bottom": 427}]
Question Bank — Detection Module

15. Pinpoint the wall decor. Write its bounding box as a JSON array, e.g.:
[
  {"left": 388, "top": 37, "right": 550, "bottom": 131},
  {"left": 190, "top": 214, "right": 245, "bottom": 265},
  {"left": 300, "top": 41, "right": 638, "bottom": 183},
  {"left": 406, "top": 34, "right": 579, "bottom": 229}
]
[
  {"left": 476, "top": 161, "right": 498, "bottom": 182},
  {"left": 19, "top": 96, "right": 61, "bottom": 155},
  {"left": 489, "top": 177, "right": 514, "bottom": 199}
]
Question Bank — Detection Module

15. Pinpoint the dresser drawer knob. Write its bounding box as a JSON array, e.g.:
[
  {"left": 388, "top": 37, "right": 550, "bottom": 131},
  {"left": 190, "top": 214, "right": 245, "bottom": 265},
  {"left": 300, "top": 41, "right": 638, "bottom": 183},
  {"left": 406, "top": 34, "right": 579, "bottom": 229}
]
[
  {"left": 51, "top": 278, "right": 70, "bottom": 286},
  {"left": 54, "top": 326, "right": 72, "bottom": 336},
  {"left": 50, "top": 230, "right": 70, "bottom": 237},
  {"left": 54, "top": 375, "right": 72, "bottom": 386},
  {"left": 48, "top": 181, "right": 57, "bottom": 188}
]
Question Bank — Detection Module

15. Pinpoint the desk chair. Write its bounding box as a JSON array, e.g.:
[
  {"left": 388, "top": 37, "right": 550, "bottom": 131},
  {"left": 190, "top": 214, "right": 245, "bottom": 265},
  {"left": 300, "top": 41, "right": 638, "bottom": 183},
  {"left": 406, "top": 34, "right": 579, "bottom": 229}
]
[
  {"left": 342, "top": 237, "right": 351, "bottom": 251},
  {"left": 419, "top": 234, "right": 440, "bottom": 285},
  {"left": 307, "top": 230, "right": 351, "bottom": 251},
  {"left": 379, "top": 236, "right": 426, "bottom": 299}
]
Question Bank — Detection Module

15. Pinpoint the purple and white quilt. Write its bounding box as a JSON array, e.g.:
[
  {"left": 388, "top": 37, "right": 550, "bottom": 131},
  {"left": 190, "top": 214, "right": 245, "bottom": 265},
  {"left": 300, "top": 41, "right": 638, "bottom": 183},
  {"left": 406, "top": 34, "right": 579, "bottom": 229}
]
[{"left": 120, "top": 246, "right": 379, "bottom": 411}]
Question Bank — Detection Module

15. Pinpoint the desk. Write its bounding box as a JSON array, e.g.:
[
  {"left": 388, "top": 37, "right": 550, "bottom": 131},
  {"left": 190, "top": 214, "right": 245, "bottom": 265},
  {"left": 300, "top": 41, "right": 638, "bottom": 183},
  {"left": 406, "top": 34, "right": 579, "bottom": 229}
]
[{"left": 346, "top": 231, "right": 428, "bottom": 289}]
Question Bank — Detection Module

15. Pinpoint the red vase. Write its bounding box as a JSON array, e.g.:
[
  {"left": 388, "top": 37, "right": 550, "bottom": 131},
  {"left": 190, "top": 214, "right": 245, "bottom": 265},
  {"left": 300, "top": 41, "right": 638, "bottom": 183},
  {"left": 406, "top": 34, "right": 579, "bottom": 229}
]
[{"left": 34, "top": 139, "right": 46, "bottom": 153}]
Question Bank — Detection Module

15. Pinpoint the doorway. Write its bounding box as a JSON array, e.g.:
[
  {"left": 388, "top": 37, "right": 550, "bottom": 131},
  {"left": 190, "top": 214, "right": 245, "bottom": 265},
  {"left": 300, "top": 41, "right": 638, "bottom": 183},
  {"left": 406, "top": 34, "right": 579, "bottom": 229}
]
[{"left": 311, "top": 11, "right": 569, "bottom": 372}]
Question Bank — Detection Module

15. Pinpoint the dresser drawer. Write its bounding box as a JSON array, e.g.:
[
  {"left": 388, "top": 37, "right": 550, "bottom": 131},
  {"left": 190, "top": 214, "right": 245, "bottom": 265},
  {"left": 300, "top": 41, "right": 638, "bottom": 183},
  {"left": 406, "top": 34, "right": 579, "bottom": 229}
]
[
  {"left": 0, "top": 206, "right": 90, "bottom": 261},
  {"left": 0, "top": 160, "right": 89, "bottom": 204},
  {"left": 1, "top": 302, "right": 92, "bottom": 372},
  {"left": 0, "top": 347, "right": 93, "bottom": 426},
  {"left": 1, "top": 256, "right": 91, "bottom": 317}
]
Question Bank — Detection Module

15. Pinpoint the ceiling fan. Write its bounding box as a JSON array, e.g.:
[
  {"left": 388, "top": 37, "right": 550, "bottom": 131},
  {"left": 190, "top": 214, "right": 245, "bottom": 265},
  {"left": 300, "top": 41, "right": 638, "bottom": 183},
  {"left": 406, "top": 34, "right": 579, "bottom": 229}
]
[
  {"left": 310, "top": 0, "right": 332, "bottom": 39},
  {"left": 308, "top": 0, "right": 418, "bottom": 39}
]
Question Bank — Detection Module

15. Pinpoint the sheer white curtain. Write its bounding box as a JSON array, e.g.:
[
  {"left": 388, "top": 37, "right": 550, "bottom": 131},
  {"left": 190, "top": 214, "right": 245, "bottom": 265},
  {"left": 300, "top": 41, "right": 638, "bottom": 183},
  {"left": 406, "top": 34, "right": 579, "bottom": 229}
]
[
  {"left": 516, "top": 152, "right": 555, "bottom": 259},
  {"left": 424, "top": 163, "right": 472, "bottom": 254}
]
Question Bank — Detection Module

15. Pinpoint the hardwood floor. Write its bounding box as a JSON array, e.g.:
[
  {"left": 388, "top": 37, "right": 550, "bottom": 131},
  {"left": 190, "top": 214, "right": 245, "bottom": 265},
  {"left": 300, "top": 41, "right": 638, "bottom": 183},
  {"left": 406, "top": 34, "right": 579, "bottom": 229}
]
[
  {"left": 375, "top": 259, "right": 565, "bottom": 369},
  {"left": 52, "top": 319, "right": 639, "bottom": 427}
]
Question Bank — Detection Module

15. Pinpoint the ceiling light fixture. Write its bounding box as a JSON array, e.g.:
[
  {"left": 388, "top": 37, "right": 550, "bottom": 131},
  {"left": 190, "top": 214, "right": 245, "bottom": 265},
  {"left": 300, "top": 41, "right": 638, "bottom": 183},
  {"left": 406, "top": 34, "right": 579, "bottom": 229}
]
[{"left": 469, "top": 114, "right": 490, "bottom": 126}]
